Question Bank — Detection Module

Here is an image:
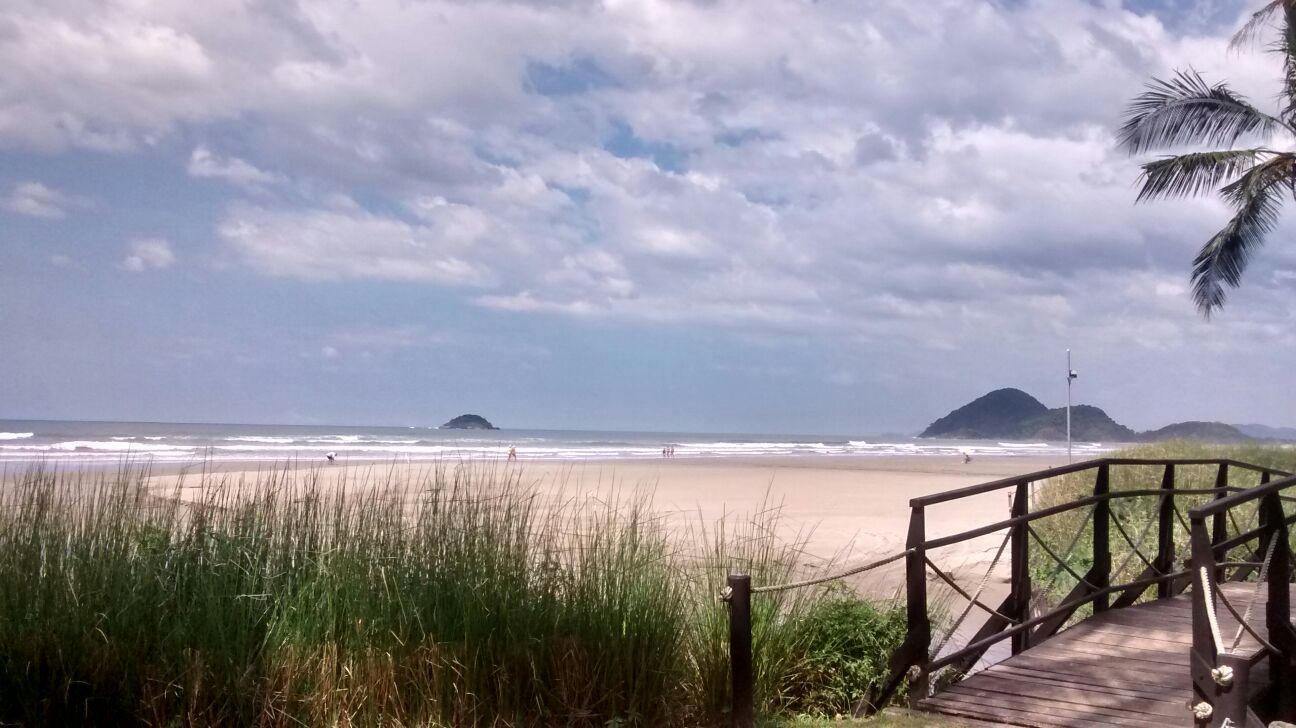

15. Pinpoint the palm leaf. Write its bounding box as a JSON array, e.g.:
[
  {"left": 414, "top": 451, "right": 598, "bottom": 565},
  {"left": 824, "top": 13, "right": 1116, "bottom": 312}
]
[
  {"left": 1119, "top": 70, "right": 1284, "bottom": 154},
  {"left": 1279, "top": 3, "right": 1296, "bottom": 121},
  {"left": 1229, "top": 0, "right": 1284, "bottom": 50},
  {"left": 1190, "top": 155, "right": 1295, "bottom": 316},
  {"left": 1135, "top": 149, "right": 1264, "bottom": 202}
]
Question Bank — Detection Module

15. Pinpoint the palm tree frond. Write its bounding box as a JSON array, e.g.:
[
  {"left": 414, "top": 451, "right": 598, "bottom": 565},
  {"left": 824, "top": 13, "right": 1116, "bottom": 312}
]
[
  {"left": 1119, "top": 70, "right": 1283, "bottom": 154},
  {"left": 1229, "top": 0, "right": 1284, "bottom": 50},
  {"left": 1135, "top": 149, "right": 1264, "bottom": 202},
  {"left": 1278, "top": 3, "right": 1296, "bottom": 121},
  {"left": 1190, "top": 155, "right": 1294, "bottom": 317}
]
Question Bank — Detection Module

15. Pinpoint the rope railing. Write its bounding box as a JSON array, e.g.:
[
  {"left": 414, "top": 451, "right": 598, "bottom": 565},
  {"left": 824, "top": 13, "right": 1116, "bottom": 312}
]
[
  {"left": 745, "top": 548, "right": 910, "bottom": 595},
  {"left": 929, "top": 529, "right": 1013, "bottom": 659},
  {"left": 1196, "top": 538, "right": 1281, "bottom": 659}
]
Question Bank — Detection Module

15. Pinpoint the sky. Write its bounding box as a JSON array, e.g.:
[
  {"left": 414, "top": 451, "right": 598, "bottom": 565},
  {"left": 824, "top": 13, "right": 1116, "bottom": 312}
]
[{"left": 2, "top": 0, "right": 1295, "bottom": 435}]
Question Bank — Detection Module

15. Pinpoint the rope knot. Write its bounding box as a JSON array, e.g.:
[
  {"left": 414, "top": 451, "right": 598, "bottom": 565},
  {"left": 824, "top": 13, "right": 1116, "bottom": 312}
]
[
  {"left": 1191, "top": 701, "right": 1213, "bottom": 721},
  {"left": 1210, "top": 665, "right": 1233, "bottom": 687}
]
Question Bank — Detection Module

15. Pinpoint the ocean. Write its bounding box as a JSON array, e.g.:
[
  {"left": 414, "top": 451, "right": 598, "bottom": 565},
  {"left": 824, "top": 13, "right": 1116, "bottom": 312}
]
[{"left": 0, "top": 419, "right": 1115, "bottom": 465}]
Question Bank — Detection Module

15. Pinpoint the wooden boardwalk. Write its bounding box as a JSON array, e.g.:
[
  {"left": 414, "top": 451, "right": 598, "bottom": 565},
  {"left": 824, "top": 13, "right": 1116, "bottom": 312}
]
[{"left": 920, "top": 583, "right": 1292, "bottom": 727}]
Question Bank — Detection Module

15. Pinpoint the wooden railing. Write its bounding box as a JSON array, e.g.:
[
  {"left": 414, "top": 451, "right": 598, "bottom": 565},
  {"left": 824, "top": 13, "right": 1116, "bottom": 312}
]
[
  {"left": 723, "top": 457, "right": 1296, "bottom": 728},
  {"left": 1187, "top": 471, "right": 1296, "bottom": 727}
]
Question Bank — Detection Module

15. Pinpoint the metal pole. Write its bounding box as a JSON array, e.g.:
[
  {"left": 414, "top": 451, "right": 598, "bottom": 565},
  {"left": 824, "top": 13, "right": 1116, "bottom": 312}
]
[
  {"left": 727, "top": 573, "right": 754, "bottom": 728},
  {"left": 1066, "top": 349, "right": 1072, "bottom": 463}
]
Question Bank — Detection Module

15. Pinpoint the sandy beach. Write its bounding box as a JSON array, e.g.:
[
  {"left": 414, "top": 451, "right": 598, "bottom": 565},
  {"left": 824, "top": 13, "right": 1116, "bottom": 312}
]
[{"left": 146, "top": 453, "right": 1062, "bottom": 598}]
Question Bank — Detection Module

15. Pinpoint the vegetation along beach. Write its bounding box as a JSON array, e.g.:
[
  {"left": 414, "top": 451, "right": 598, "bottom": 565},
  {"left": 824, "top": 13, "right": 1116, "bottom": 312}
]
[{"left": 7, "top": 0, "right": 1296, "bottom": 725}]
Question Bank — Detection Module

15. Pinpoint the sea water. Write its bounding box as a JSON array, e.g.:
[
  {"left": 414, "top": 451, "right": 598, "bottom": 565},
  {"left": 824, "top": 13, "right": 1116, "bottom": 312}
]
[{"left": 0, "top": 419, "right": 1115, "bottom": 465}]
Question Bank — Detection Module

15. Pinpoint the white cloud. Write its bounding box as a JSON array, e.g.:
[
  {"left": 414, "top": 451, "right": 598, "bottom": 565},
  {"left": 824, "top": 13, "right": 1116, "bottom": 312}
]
[
  {"left": 119, "top": 238, "right": 176, "bottom": 272},
  {"left": 327, "top": 325, "right": 456, "bottom": 352},
  {"left": 187, "top": 146, "right": 279, "bottom": 188},
  {"left": 9, "top": 0, "right": 1296, "bottom": 425},
  {"left": 2, "top": 181, "right": 78, "bottom": 218}
]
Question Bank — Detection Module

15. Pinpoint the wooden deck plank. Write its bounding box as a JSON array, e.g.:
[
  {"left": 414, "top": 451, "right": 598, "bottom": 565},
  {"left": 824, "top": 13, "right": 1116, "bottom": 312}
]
[
  {"left": 919, "top": 584, "right": 1296, "bottom": 727},
  {"left": 988, "top": 652, "right": 1187, "bottom": 689},
  {"left": 923, "top": 687, "right": 1181, "bottom": 727},
  {"left": 985, "top": 664, "right": 1182, "bottom": 701},
  {"left": 938, "top": 674, "right": 1184, "bottom": 721}
]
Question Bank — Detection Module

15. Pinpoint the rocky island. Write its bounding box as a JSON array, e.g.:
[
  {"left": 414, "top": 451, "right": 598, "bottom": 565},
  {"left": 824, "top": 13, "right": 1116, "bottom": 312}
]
[
  {"left": 921, "top": 388, "right": 1258, "bottom": 443},
  {"left": 440, "top": 414, "right": 498, "bottom": 430}
]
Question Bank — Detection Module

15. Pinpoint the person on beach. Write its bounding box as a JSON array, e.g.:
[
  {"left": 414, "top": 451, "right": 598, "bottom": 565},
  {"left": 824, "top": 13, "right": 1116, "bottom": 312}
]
[
  {"left": 507, "top": 446, "right": 517, "bottom": 461},
  {"left": 326, "top": 451, "right": 336, "bottom": 463}
]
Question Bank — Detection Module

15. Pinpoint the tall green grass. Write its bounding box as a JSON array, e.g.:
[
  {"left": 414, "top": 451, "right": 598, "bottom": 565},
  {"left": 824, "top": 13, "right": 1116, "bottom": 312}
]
[
  {"left": 0, "top": 462, "right": 905, "bottom": 726},
  {"left": 1027, "top": 441, "right": 1296, "bottom": 613}
]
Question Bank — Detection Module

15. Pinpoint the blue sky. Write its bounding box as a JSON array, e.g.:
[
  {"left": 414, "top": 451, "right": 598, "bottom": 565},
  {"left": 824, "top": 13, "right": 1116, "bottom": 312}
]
[{"left": 3, "top": 0, "right": 1295, "bottom": 435}]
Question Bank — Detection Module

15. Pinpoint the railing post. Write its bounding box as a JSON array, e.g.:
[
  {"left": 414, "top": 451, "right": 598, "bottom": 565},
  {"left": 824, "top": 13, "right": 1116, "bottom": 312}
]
[
  {"left": 727, "top": 573, "right": 753, "bottom": 728},
  {"left": 904, "top": 505, "right": 930, "bottom": 706},
  {"left": 1010, "top": 480, "right": 1030, "bottom": 654},
  {"left": 1188, "top": 514, "right": 1220, "bottom": 726},
  {"left": 870, "top": 505, "right": 930, "bottom": 714},
  {"left": 1156, "top": 463, "right": 1175, "bottom": 599},
  {"left": 1261, "top": 492, "right": 1295, "bottom": 721},
  {"left": 1093, "top": 463, "right": 1111, "bottom": 612},
  {"left": 1210, "top": 463, "right": 1228, "bottom": 567}
]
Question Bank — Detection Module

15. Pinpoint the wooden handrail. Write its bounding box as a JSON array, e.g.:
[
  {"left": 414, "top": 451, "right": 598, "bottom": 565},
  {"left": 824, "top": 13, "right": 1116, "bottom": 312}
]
[
  {"left": 920, "top": 486, "right": 1225, "bottom": 551},
  {"left": 910, "top": 458, "right": 1290, "bottom": 509},
  {"left": 909, "top": 458, "right": 1105, "bottom": 507},
  {"left": 1189, "top": 471, "right": 1296, "bottom": 519},
  {"left": 730, "top": 456, "right": 1296, "bottom": 723}
]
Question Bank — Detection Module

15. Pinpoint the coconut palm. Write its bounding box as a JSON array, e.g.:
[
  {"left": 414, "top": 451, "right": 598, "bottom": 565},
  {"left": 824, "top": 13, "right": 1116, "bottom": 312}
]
[{"left": 1120, "top": 1, "right": 1296, "bottom": 317}]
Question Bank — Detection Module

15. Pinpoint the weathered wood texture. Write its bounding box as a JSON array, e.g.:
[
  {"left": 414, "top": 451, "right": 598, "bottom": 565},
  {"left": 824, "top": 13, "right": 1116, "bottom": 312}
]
[{"left": 919, "top": 583, "right": 1294, "bottom": 727}]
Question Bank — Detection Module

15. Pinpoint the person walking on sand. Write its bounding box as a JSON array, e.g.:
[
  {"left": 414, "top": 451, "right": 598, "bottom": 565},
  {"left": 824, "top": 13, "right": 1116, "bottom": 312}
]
[
  {"left": 326, "top": 451, "right": 336, "bottom": 463},
  {"left": 507, "top": 446, "right": 517, "bottom": 461}
]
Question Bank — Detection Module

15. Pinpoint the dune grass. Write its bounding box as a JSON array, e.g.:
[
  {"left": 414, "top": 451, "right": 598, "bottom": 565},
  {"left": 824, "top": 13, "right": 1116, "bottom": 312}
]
[
  {"left": 1026, "top": 441, "right": 1296, "bottom": 612},
  {"left": 0, "top": 461, "right": 906, "bottom": 726}
]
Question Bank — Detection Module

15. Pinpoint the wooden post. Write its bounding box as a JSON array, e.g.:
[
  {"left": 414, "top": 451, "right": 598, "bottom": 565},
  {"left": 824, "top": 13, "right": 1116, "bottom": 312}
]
[
  {"left": 1207, "top": 461, "right": 1228, "bottom": 575},
  {"left": 1156, "top": 463, "right": 1175, "bottom": 599},
  {"left": 1093, "top": 463, "right": 1111, "bottom": 612},
  {"left": 1188, "top": 515, "right": 1219, "bottom": 724},
  {"left": 869, "top": 505, "right": 932, "bottom": 714},
  {"left": 904, "top": 505, "right": 930, "bottom": 706},
  {"left": 1010, "top": 480, "right": 1031, "bottom": 654},
  {"left": 1261, "top": 493, "right": 1295, "bottom": 722},
  {"left": 727, "top": 574, "right": 753, "bottom": 728}
]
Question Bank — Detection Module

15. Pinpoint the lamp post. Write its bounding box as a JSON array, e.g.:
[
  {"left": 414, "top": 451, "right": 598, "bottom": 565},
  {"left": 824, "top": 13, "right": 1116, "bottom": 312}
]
[{"left": 1066, "top": 349, "right": 1078, "bottom": 462}]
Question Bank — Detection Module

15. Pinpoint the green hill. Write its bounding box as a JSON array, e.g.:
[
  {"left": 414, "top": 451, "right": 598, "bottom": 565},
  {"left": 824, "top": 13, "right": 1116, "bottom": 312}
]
[{"left": 921, "top": 388, "right": 1245, "bottom": 443}]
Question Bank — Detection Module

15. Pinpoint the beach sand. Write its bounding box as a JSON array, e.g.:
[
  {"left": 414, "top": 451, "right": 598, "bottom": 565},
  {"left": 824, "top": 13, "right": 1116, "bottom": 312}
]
[
  {"left": 146, "top": 453, "right": 1061, "bottom": 596},
  {"left": 136, "top": 453, "right": 1062, "bottom": 668}
]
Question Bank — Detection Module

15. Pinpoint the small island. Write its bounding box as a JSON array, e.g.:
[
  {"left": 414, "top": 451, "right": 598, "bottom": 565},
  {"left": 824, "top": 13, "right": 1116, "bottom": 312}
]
[{"left": 440, "top": 414, "right": 498, "bottom": 430}]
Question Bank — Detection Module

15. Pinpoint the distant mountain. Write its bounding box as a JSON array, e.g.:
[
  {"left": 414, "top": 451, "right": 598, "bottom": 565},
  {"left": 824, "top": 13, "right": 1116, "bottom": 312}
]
[
  {"left": 440, "top": 414, "right": 498, "bottom": 430},
  {"left": 1142, "top": 421, "right": 1252, "bottom": 443},
  {"left": 921, "top": 388, "right": 1250, "bottom": 443},
  {"left": 1019, "top": 405, "right": 1138, "bottom": 442},
  {"left": 919, "top": 388, "right": 1048, "bottom": 439},
  {"left": 1233, "top": 423, "right": 1296, "bottom": 441}
]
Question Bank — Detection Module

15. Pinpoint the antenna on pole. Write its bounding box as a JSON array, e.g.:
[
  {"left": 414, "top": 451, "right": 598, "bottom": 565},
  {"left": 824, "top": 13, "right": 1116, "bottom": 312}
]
[{"left": 1066, "top": 350, "right": 1078, "bottom": 462}]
